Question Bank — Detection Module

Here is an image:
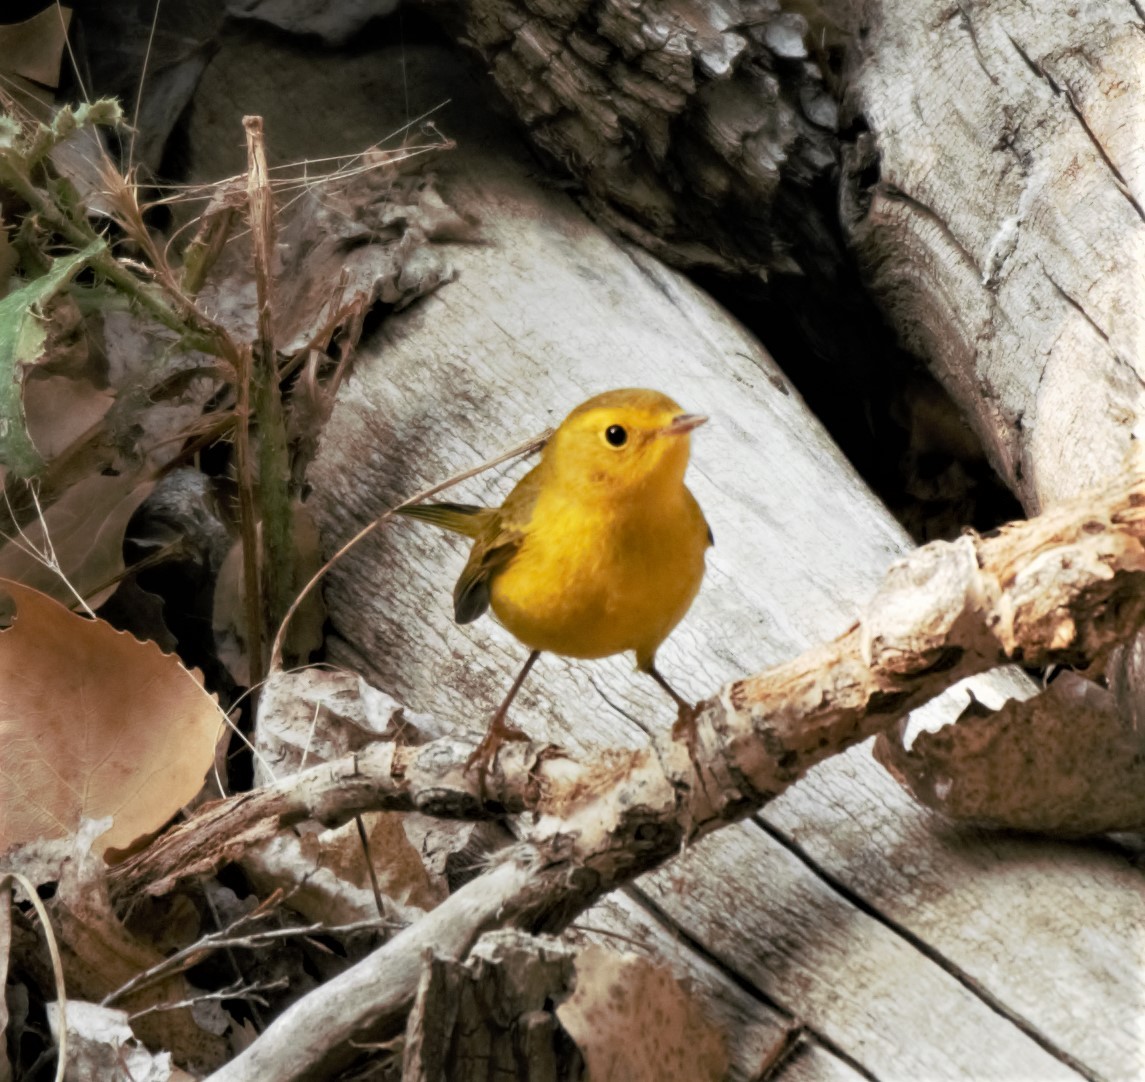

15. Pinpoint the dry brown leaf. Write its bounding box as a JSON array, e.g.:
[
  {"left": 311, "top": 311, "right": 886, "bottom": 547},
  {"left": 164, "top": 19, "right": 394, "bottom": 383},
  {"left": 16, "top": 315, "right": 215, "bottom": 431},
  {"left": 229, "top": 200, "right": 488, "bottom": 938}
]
[
  {"left": 197, "top": 172, "right": 461, "bottom": 356},
  {"left": 557, "top": 946, "right": 728, "bottom": 1082},
  {"left": 244, "top": 668, "right": 449, "bottom": 922},
  {"left": 315, "top": 812, "right": 445, "bottom": 910},
  {"left": 22, "top": 373, "right": 115, "bottom": 460},
  {"left": 252, "top": 667, "right": 443, "bottom": 783},
  {"left": 0, "top": 473, "right": 154, "bottom": 610},
  {"left": 0, "top": 580, "right": 224, "bottom": 854},
  {"left": 875, "top": 672, "right": 1145, "bottom": 835},
  {"left": 101, "top": 310, "right": 225, "bottom": 472},
  {"left": 0, "top": 6, "right": 72, "bottom": 88},
  {"left": 44, "top": 819, "right": 229, "bottom": 1072}
]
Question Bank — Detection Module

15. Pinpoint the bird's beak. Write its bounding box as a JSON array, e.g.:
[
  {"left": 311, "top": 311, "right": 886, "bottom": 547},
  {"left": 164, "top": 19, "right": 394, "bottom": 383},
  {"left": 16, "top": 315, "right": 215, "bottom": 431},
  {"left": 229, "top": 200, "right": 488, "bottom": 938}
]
[{"left": 663, "top": 413, "right": 708, "bottom": 436}]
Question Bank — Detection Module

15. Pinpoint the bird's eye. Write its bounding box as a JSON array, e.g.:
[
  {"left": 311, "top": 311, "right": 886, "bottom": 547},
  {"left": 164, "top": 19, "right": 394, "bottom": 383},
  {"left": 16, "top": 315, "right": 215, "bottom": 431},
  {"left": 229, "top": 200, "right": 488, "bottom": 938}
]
[{"left": 605, "top": 424, "right": 628, "bottom": 447}]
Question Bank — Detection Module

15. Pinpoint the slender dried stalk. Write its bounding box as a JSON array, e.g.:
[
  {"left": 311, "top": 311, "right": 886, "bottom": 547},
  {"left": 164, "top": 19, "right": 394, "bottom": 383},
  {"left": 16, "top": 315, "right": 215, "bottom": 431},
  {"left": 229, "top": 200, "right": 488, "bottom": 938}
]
[{"left": 244, "top": 116, "right": 294, "bottom": 643}]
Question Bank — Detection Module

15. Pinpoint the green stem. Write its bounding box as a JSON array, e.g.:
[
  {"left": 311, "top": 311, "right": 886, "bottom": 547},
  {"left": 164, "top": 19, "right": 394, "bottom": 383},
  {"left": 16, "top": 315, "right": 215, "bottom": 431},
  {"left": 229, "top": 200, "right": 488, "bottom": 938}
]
[{"left": 0, "top": 158, "right": 223, "bottom": 355}]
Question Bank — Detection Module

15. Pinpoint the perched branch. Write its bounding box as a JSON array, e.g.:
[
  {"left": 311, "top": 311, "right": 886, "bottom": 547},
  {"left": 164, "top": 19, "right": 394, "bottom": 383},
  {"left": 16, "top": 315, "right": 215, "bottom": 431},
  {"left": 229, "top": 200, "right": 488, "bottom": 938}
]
[{"left": 162, "top": 473, "right": 1145, "bottom": 1080}]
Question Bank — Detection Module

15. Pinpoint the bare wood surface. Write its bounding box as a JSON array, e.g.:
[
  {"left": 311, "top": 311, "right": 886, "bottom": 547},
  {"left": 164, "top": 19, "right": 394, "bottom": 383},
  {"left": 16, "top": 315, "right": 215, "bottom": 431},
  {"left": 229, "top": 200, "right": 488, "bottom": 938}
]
[
  {"left": 637, "top": 823, "right": 1084, "bottom": 1082},
  {"left": 566, "top": 892, "right": 867, "bottom": 1082},
  {"left": 841, "top": 0, "right": 1145, "bottom": 513},
  {"left": 764, "top": 749, "right": 1145, "bottom": 1080}
]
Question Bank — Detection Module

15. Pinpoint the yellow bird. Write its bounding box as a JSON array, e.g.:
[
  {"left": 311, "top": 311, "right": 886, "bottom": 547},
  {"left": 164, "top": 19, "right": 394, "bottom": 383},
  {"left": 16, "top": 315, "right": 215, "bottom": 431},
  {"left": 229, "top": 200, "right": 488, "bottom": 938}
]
[{"left": 398, "top": 388, "right": 711, "bottom": 772}]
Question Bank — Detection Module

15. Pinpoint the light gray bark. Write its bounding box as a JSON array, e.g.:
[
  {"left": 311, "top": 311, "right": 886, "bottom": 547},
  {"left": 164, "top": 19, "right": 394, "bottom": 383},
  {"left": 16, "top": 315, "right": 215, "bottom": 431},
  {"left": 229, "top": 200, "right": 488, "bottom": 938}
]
[{"left": 841, "top": 0, "right": 1145, "bottom": 512}]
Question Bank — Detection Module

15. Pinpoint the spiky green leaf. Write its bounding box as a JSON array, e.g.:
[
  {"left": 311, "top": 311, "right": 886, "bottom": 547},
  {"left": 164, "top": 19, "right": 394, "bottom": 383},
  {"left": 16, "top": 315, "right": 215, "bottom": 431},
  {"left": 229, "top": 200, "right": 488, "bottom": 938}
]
[{"left": 0, "top": 240, "right": 106, "bottom": 476}]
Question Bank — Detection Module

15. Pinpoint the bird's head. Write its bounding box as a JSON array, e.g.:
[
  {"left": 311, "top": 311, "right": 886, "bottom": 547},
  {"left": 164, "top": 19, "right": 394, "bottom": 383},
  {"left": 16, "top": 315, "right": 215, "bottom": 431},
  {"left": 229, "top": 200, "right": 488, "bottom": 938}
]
[{"left": 544, "top": 388, "right": 706, "bottom": 495}]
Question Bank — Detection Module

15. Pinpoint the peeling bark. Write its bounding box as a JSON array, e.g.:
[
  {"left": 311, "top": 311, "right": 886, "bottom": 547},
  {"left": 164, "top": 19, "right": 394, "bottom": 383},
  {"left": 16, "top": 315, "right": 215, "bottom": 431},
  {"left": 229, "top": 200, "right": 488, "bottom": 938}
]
[
  {"left": 418, "top": 0, "right": 842, "bottom": 283},
  {"left": 838, "top": 0, "right": 1145, "bottom": 811},
  {"left": 402, "top": 932, "right": 583, "bottom": 1082}
]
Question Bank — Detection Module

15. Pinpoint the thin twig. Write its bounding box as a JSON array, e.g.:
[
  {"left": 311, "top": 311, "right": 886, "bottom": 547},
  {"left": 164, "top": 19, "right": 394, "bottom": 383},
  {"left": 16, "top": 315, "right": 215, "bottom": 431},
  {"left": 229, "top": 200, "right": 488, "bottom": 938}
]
[
  {"left": 54, "top": 1, "right": 87, "bottom": 103},
  {"left": 0, "top": 878, "right": 11, "bottom": 1082},
  {"left": 104, "top": 914, "right": 394, "bottom": 1006},
  {"left": 3, "top": 874, "right": 67, "bottom": 1082},
  {"left": 128, "top": 977, "right": 290, "bottom": 1022},
  {"left": 127, "top": 0, "right": 162, "bottom": 173},
  {"left": 244, "top": 116, "right": 293, "bottom": 650},
  {"left": 231, "top": 341, "right": 263, "bottom": 689},
  {"left": 202, "top": 885, "right": 266, "bottom": 1030},
  {"left": 0, "top": 483, "right": 96, "bottom": 618},
  {"left": 354, "top": 815, "right": 387, "bottom": 920}
]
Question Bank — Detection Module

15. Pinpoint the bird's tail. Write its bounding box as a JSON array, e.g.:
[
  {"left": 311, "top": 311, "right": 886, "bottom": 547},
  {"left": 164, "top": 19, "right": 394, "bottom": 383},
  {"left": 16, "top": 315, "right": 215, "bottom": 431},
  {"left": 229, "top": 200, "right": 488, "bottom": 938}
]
[{"left": 394, "top": 502, "right": 491, "bottom": 539}]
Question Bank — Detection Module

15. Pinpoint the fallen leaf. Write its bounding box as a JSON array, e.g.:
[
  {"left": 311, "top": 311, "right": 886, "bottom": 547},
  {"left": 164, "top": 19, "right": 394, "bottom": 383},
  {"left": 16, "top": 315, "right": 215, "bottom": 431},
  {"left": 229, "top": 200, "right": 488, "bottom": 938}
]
[
  {"left": 0, "top": 580, "right": 224, "bottom": 853},
  {"left": 243, "top": 669, "right": 454, "bottom": 922},
  {"left": 0, "top": 473, "right": 154, "bottom": 610},
  {"left": 252, "top": 668, "right": 440, "bottom": 784},
  {"left": 315, "top": 811, "right": 446, "bottom": 911},
  {"left": 40, "top": 819, "right": 229, "bottom": 1072},
  {"left": 0, "top": 7, "right": 72, "bottom": 88},
  {"left": 23, "top": 373, "right": 115, "bottom": 460},
  {"left": 101, "top": 309, "right": 225, "bottom": 471},
  {"left": 47, "top": 1000, "right": 195, "bottom": 1082},
  {"left": 557, "top": 946, "right": 728, "bottom": 1082},
  {"left": 197, "top": 170, "right": 460, "bottom": 357}
]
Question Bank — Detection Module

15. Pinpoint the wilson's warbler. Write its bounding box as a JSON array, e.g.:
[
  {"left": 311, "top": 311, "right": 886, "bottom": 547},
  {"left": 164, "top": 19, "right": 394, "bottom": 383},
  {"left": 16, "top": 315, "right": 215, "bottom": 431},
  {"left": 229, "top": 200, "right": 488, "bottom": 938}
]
[{"left": 399, "top": 388, "right": 711, "bottom": 772}]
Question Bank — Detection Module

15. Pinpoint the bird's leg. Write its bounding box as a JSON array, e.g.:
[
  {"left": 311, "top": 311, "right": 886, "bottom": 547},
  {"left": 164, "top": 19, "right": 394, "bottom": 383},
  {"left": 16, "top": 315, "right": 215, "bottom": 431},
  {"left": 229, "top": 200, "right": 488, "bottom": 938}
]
[
  {"left": 645, "top": 663, "right": 699, "bottom": 745},
  {"left": 466, "top": 650, "right": 540, "bottom": 787}
]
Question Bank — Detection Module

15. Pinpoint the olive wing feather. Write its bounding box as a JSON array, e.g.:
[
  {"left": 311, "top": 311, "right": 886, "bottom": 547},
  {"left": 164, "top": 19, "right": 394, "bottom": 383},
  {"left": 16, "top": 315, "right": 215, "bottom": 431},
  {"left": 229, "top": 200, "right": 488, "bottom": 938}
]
[{"left": 398, "top": 466, "right": 543, "bottom": 625}]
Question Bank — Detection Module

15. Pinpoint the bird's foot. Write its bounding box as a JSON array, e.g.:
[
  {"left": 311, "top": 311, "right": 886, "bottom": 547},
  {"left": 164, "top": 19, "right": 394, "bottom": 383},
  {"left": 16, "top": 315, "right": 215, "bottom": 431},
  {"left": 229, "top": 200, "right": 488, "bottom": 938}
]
[
  {"left": 465, "top": 715, "right": 530, "bottom": 799},
  {"left": 671, "top": 698, "right": 700, "bottom": 751}
]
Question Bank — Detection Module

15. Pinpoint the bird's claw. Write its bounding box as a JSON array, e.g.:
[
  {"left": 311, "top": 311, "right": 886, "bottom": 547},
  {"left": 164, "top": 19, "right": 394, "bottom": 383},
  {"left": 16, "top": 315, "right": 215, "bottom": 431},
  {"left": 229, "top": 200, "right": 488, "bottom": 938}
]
[
  {"left": 465, "top": 716, "right": 530, "bottom": 800},
  {"left": 671, "top": 700, "right": 701, "bottom": 761}
]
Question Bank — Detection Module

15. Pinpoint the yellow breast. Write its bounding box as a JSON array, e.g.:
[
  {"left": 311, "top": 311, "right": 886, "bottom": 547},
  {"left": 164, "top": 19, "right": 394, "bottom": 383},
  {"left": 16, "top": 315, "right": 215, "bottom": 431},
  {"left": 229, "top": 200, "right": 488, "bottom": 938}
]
[{"left": 488, "top": 482, "right": 708, "bottom": 669}]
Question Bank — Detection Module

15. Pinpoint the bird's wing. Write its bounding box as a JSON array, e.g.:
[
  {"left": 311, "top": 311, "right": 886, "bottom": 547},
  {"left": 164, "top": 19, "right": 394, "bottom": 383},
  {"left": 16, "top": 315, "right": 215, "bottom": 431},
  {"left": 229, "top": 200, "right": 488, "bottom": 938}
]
[{"left": 452, "top": 466, "right": 543, "bottom": 624}]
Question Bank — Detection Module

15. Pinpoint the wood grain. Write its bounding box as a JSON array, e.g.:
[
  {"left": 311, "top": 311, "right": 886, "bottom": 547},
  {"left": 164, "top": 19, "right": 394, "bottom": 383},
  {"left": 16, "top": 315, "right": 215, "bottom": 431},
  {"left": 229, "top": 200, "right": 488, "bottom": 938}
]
[{"left": 842, "top": 0, "right": 1145, "bottom": 513}]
